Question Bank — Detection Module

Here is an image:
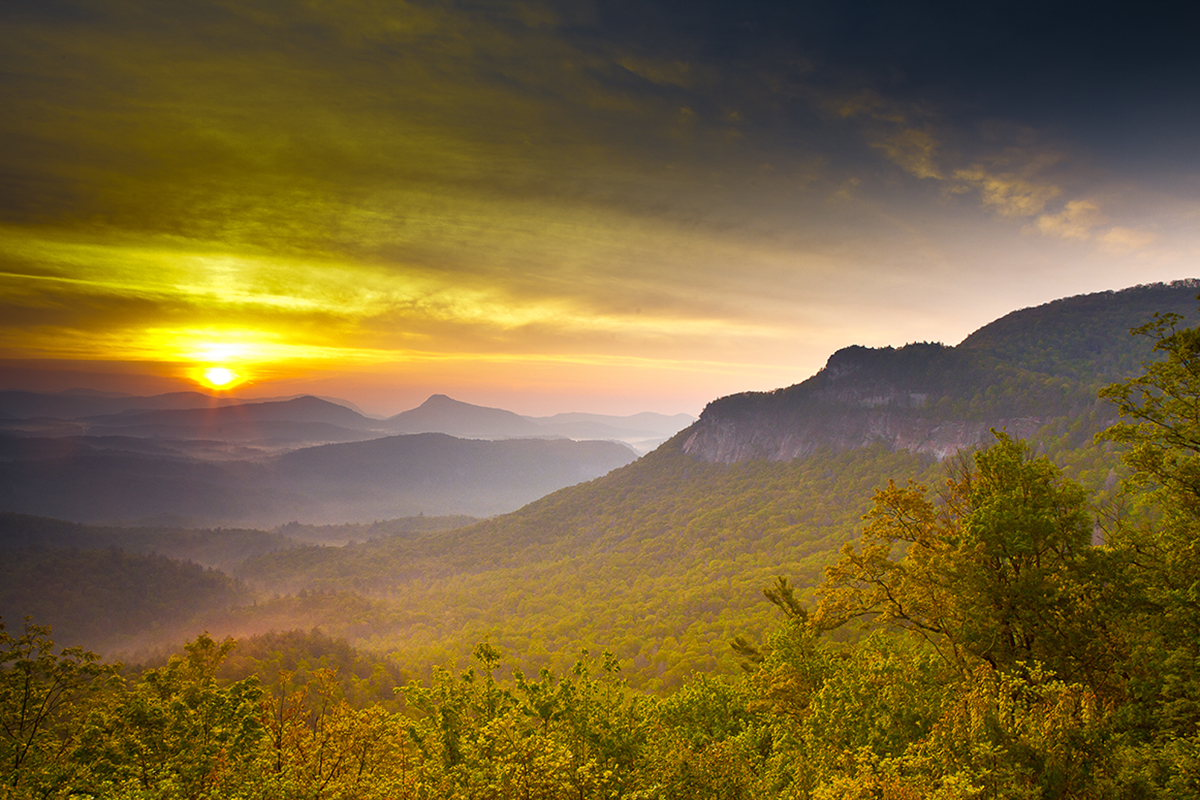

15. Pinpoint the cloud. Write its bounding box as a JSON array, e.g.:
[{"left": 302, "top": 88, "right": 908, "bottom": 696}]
[
  {"left": 616, "top": 55, "right": 693, "bottom": 88},
  {"left": 808, "top": 86, "right": 942, "bottom": 179},
  {"left": 952, "top": 166, "right": 1061, "bottom": 218},
  {"left": 1098, "top": 226, "right": 1158, "bottom": 254},
  {"left": 821, "top": 89, "right": 905, "bottom": 124},
  {"left": 870, "top": 127, "right": 942, "bottom": 179},
  {"left": 1035, "top": 199, "right": 1103, "bottom": 240},
  {"left": 1030, "top": 200, "right": 1157, "bottom": 254},
  {"left": 1, "top": 0, "right": 1197, "bottom": 412}
]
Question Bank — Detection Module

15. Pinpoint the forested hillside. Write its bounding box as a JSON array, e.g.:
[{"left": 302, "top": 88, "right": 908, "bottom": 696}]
[
  {"left": 7, "top": 300, "right": 1200, "bottom": 797},
  {"left": 0, "top": 433, "right": 636, "bottom": 525},
  {"left": 231, "top": 444, "right": 940, "bottom": 685},
  {"left": 2, "top": 283, "right": 1191, "bottom": 684},
  {"left": 682, "top": 280, "right": 1200, "bottom": 462},
  {"left": 0, "top": 549, "right": 247, "bottom": 653}
]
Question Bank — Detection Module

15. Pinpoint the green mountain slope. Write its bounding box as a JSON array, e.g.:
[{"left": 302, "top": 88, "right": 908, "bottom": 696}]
[
  {"left": 9, "top": 281, "right": 1199, "bottom": 690},
  {"left": 681, "top": 280, "right": 1200, "bottom": 462},
  {"left": 235, "top": 443, "right": 939, "bottom": 687},
  {"left": 224, "top": 282, "right": 1198, "bottom": 687},
  {"left": 0, "top": 547, "right": 248, "bottom": 654}
]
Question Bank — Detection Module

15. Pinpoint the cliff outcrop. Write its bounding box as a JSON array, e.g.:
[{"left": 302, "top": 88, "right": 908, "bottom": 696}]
[{"left": 679, "top": 281, "right": 1200, "bottom": 464}]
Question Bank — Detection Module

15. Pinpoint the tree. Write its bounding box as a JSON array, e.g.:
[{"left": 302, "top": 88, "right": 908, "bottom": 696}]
[
  {"left": 259, "top": 666, "right": 413, "bottom": 800},
  {"left": 0, "top": 617, "right": 117, "bottom": 797},
  {"left": 1099, "top": 310, "right": 1200, "bottom": 515},
  {"left": 75, "top": 633, "right": 264, "bottom": 799},
  {"left": 814, "top": 433, "right": 1114, "bottom": 689},
  {"left": 1098, "top": 308, "right": 1200, "bottom": 750},
  {"left": 1098, "top": 309, "right": 1200, "bottom": 633}
]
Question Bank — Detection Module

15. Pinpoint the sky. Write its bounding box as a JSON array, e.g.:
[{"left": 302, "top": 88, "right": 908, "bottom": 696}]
[{"left": 1, "top": 0, "right": 1198, "bottom": 416}]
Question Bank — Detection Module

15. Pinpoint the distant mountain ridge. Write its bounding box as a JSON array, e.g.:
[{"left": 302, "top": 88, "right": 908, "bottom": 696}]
[
  {"left": 0, "top": 390, "right": 247, "bottom": 420},
  {"left": 91, "top": 395, "right": 372, "bottom": 427},
  {"left": 383, "top": 394, "right": 693, "bottom": 452},
  {"left": 0, "top": 389, "right": 693, "bottom": 454},
  {"left": 680, "top": 281, "right": 1200, "bottom": 463},
  {"left": 0, "top": 433, "right": 637, "bottom": 525},
  {"left": 384, "top": 394, "right": 541, "bottom": 438},
  {"left": 5, "top": 280, "right": 1197, "bottom": 684}
]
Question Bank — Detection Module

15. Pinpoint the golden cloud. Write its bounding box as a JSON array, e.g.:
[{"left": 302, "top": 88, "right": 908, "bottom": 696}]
[
  {"left": 617, "top": 55, "right": 693, "bottom": 88},
  {"left": 1035, "top": 199, "right": 1103, "bottom": 240},
  {"left": 1032, "top": 200, "right": 1157, "bottom": 255},
  {"left": 952, "top": 166, "right": 1060, "bottom": 218},
  {"left": 1098, "top": 226, "right": 1158, "bottom": 254},
  {"left": 870, "top": 127, "right": 942, "bottom": 180}
]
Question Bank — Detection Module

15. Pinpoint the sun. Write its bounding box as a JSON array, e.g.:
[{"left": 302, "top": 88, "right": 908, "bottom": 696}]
[{"left": 200, "top": 366, "right": 239, "bottom": 389}]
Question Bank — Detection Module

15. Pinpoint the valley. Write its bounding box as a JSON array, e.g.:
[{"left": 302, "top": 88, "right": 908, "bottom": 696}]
[
  {"left": 7, "top": 281, "right": 1200, "bottom": 798},
  {"left": 4, "top": 281, "right": 1197, "bottom": 685}
]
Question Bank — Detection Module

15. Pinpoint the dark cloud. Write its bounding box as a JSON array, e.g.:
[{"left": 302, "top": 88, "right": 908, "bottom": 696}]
[{"left": 0, "top": 0, "right": 1196, "bottom": 411}]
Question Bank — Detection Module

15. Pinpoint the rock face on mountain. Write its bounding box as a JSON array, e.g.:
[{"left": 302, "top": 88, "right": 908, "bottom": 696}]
[
  {"left": 681, "top": 281, "right": 1200, "bottom": 463},
  {"left": 681, "top": 343, "right": 1044, "bottom": 462}
]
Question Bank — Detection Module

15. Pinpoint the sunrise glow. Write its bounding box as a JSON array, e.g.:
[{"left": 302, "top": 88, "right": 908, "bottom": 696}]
[
  {"left": 0, "top": 1, "right": 1195, "bottom": 415},
  {"left": 200, "top": 366, "right": 238, "bottom": 389}
]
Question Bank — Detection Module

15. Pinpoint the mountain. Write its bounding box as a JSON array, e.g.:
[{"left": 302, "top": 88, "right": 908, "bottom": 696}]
[
  {"left": 266, "top": 433, "right": 637, "bottom": 522},
  {"left": 76, "top": 395, "right": 383, "bottom": 447},
  {"left": 0, "top": 545, "right": 249, "bottom": 654},
  {"left": 0, "top": 512, "right": 294, "bottom": 571},
  {"left": 7, "top": 282, "right": 1196, "bottom": 684},
  {"left": 681, "top": 281, "right": 1200, "bottom": 463},
  {"left": 0, "top": 391, "right": 660, "bottom": 524},
  {"left": 0, "top": 390, "right": 246, "bottom": 419},
  {"left": 384, "top": 394, "right": 541, "bottom": 438},
  {"left": 380, "top": 394, "right": 695, "bottom": 452},
  {"left": 0, "top": 393, "right": 385, "bottom": 454},
  {"left": 86, "top": 395, "right": 378, "bottom": 429},
  {"left": 0, "top": 389, "right": 691, "bottom": 455},
  {"left": 0, "top": 432, "right": 636, "bottom": 526},
  {"left": 212, "top": 280, "right": 1200, "bottom": 686},
  {"left": 384, "top": 395, "right": 696, "bottom": 452},
  {"left": 0, "top": 390, "right": 371, "bottom": 421}
]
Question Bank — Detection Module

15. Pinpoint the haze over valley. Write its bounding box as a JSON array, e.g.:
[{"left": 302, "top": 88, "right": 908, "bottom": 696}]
[
  {"left": 4, "top": 0, "right": 1200, "bottom": 795},
  {"left": 0, "top": 391, "right": 690, "bottom": 524},
  {"left": 3, "top": 280, "right": 1197, "bottom": 670}
]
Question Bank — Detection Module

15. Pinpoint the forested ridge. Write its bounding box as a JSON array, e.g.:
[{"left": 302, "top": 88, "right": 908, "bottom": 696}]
[
  {"left": 682, "top": 282, "right": 1200, "bottom": 464},
  {"left": 1, "top": 285, "right": 1190, "bottom": 687},
  {"left": 7, "top": 307, "right": 1200, "bottom": 797},
  {"left": 7, "top": 285, "right": 1200, "bottom": 797}
]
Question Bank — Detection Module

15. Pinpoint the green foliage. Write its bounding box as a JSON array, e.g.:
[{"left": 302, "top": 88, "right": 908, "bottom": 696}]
[
  {"left": 229, "top": 444, "right": 938, "bottom": 689},
  {"left": 217, "top": 628, "right": 409, "bottom": 710},
  {"left": 815, "top": 434, "right": 1117, "bottom": 690},
  {"left": 74, "top": 634, "right": 265, "bottom": 799},
  {"left": 274, "top": 515, "right": 478, "bottom": 546},
  {"left": 961, "top": 280, "right": 1200, "bottom": 385},
  {"left": 0, "top": 548, "right": 247, "bottom": 654},
  {"left": 4, "top": 414, "right": 1200, "bottom": 798},
  {"left": 1100, "top": 309, "right": 1200, "bottom": 516},
  {"left": 257, "top": 666, "right": 411, "bottom": 799},
  {"left": 15, "top": 288, "right": 1200, "bottom": 796},
  {"left": 0, "top": 618, "right": 117, "bottom": 797},
  {"left": 402, "top": 645, "right": 649, "bottom": 799},
  {"left": 1097, "top": 305, "right": 1200, "bottom": 769},
  {"left": 0, "top": 513, "right": 294, "bottom": 571}
]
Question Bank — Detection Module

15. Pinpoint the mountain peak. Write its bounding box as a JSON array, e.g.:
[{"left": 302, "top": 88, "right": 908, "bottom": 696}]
[
  {"left": 681, "top": 282, "right": 1200, "bottom": 464},
  {"left": 387, "top": 395, "right": 539, "bottom": 438},
  {"left": 420, "top": 393, "right": 464, "bottom": 407}
]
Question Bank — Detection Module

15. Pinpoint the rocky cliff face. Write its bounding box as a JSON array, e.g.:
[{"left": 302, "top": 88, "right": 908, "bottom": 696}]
[
  {"left": 679, "top": 343, "right": 1046, "bottom": 463},
  {"left": 678, "top": 282, "right": 1200, "bottom": 465},
  {"left": 680, "top": 403, "right": 1046, "bottom": 463}
]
